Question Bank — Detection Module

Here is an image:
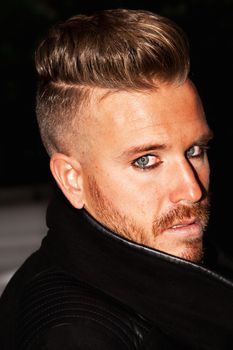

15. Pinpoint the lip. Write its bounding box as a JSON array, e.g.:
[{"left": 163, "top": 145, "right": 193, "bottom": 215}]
[
  {"left": 169, "top": 218, "right": 198, "bottom": 229},
  {"left": 164, "top": 219, "right": 203, "bottom": 238}
]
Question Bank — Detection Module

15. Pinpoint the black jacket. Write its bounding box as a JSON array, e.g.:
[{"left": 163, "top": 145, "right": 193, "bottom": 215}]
[{"left": 1, "top": 189, "right": 233, "bottom": 349}]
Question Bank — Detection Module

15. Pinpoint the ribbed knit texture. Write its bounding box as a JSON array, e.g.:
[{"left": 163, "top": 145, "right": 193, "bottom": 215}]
[{"left": 16, "top": 268, "right": 151, "bottom": 350}]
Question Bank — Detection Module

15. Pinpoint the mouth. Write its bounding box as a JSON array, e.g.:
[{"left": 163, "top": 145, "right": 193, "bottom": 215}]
[
  {"left": 170, "top": 218, "right": 198, "bottom": 228},
  {"left": 164, "top": 218, "right": 203, "bottom": 238}
]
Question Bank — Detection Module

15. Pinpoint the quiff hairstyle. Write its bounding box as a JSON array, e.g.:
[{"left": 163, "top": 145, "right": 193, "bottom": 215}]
[{"left": 35, "top": 8, "right": 190, "bottom": 156}]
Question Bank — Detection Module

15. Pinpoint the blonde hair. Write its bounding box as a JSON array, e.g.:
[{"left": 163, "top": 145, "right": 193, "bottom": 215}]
[{"left": 35, "top": 9, "right": 190, "bottom": 155}]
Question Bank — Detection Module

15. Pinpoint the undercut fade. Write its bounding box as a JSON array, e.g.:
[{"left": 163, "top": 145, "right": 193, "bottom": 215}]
[{"left": 35, "top": 9, "right": 190, "bottom": 156}]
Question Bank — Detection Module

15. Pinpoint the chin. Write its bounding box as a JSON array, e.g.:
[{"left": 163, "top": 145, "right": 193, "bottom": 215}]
[
  {"left": 175, "top": 244, "right": 203, "bottom": 264},
  {"left": 155, "top": 240, "right": 204, "bottom": 264}
]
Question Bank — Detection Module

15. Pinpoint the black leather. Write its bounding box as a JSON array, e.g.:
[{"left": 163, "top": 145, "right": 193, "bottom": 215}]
[
  {"left": 1, "top": 187, "right": 233, "bottom": 349},
  {"left": 16, "top": 268, "right": 152, "bottom": 350}
]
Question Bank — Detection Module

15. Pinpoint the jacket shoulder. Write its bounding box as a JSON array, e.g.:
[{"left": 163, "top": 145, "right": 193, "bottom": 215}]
[{"left": 16, "top": 268, "right": 151, "bottom": 350}]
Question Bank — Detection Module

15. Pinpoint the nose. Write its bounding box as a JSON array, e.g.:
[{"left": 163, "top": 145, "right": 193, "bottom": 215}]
[{"left": 169, "top": 159, "right": 204, "bottom": 205}]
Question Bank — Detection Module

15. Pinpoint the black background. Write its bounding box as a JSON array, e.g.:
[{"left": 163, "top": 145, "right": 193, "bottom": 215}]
[{"left": 1, "top": 0, "right": 232, "bottom": 254}]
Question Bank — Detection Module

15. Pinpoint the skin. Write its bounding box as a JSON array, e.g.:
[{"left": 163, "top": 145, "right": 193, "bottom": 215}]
[{"left": 51, "top": 79, "right": 212, "bottom": 263}]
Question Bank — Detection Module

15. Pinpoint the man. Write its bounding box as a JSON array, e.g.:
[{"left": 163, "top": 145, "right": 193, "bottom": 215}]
[{"left": 1, "top": 8, "right": 233, "bottom": 350}]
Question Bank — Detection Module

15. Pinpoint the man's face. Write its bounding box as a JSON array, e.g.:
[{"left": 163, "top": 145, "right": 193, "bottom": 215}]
[{"left": 79, "top": 80, "right": 212, "bottom": 263}]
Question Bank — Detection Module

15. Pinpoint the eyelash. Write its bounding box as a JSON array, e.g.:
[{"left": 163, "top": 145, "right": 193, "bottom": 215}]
[
  {"left": 186, "top": 145, "right": 210, "bottom": 159},
  {"left": 132, "top": 145, "right": 210, "bottom": 171},
  {"left": 132, "top": 154, "right": 161, "bottom": 171}
]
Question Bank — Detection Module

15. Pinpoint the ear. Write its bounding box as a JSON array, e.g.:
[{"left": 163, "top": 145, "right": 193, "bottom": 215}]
[{"left": 50, "top": 153, "right": 85, "bottom": 209}]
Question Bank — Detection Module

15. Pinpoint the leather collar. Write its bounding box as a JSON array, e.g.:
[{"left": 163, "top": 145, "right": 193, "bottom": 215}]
[{"left": 43, "top": 187, "right": 233, "bottom": 348}]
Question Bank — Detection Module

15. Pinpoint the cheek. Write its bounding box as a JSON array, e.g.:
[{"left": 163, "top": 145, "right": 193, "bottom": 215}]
[
  {"left": 83, "top": 158, "right": 166, "bottom": 218},
  {"left": 107, "top": 174, "right": 164, "bottom": 219},
  {"left": 191, "top": 155, "right": 210, "bottom": 189},
  {"left": 199, "top": 161, "right": 210, "bottom": 190}
]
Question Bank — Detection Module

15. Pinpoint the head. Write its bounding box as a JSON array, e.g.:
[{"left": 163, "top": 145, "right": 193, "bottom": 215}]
[{"left": 36, "top": 9, "right": 212, "bottom": 263}]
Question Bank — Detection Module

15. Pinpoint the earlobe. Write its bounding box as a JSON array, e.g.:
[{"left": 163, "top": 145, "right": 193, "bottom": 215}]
[{"left": 50, "top": 153, "right": 84, "bottom": 209}]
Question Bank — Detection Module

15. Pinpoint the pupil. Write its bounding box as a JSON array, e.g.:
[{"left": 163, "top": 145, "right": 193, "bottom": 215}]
[
  {"left": 187, "top": 147, "right": 194, "bottom": 157},
  {"left": 139, "top": 156, "right": 149, "bottom": 166}
]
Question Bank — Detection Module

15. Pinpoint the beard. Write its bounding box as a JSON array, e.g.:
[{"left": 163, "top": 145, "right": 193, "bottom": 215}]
[{"left": 85, "top": 176, "right": 210, "bottom": 264}]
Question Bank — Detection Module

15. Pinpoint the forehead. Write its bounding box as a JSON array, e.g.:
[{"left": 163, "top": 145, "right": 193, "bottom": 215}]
[
  {"left": 89, "top": 81, "right": 208, "bottom": 138},
  {"left": 80, "top": 80, "right": 211, "bottom": 161}
]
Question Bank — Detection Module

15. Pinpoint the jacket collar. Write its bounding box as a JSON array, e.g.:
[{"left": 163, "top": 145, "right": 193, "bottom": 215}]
[{"left": 43, "top": 187, "right": 233, "bottom": 348}]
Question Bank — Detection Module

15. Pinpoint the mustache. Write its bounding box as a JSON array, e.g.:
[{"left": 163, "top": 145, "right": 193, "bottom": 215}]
[{"left": 153, "top": 202, "right": 210, "bottom": 234}]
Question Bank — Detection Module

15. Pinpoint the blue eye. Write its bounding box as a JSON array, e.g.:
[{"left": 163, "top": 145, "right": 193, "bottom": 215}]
[
  {"left": 186, "top": 145, "right": 206, "bottom": 158},
  {"left": 133, "top": 155, "right": 159, "bottom": 169},
  {"left": 136, "top": 156, "right": 150, "bottom": 167}
]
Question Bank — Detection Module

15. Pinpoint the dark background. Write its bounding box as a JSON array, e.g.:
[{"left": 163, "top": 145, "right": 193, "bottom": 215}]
[{"left": 1, "top": 0, "right": 232, "bottom": 255}]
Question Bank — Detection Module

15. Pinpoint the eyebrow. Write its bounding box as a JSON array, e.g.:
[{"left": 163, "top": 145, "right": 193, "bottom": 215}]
[
  {"left": 118, "top": 129, "right": 214, "bottom": 159},
  {"left": 195, "top": 129, "right": 214, "bottom": 145},
  {"left": 119, "top": 143, "right": 167, "bottom": 159}
]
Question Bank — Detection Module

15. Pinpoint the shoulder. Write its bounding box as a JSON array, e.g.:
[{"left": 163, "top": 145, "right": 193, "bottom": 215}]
[{"left": 16, "top": 268, "right": 151, "bottom": 350}]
